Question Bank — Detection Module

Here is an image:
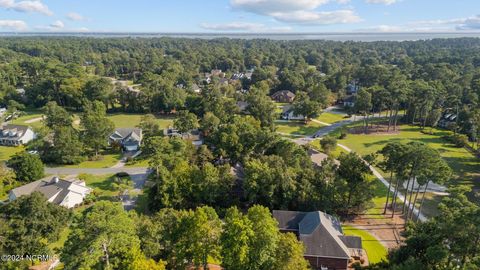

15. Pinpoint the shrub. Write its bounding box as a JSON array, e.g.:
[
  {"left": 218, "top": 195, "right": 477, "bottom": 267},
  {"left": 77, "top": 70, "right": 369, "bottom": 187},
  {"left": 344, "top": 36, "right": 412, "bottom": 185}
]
[
  {"left": 443, "top": 134, "right": 469, "bottom": 148},
  {"left": 320, "top": 136, "right": 337, "bottom": 154}
]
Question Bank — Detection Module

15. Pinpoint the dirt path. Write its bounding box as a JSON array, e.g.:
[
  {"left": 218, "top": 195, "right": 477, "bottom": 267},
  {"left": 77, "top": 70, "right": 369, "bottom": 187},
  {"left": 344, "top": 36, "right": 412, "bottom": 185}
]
[
  {"left": 24, "top": 117, "right": 43, "bottom": 123},
  {"left": 344, "top": 208, "right": 406, "bottom": 250}
]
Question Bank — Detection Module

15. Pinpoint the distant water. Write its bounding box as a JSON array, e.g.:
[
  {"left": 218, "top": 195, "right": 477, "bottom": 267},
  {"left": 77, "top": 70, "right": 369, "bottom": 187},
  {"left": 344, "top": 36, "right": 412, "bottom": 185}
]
[{"left": 1, "top": 32, "right": 480, "bottom": 41}]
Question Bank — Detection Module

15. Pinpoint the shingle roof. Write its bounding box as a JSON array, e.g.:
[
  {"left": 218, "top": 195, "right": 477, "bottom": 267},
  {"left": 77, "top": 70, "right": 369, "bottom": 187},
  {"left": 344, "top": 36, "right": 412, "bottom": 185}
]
[
  {"left": 111, "top": 128, "right": 142, "bottom": 142},
  {"left": 339, "top": 235, "right": 363, "bottom": 249},
  {"left": 10, "top": 177, "right": 90, "bottom": 206},
  {"left": 0, "top": 124, "right": 31, "bottom": 140},
  {"left": 272, "top": 90, "right": 295, "bottom": 98},
  {"left": 273, "top": 210, "right": 358, "bottom": 259}
]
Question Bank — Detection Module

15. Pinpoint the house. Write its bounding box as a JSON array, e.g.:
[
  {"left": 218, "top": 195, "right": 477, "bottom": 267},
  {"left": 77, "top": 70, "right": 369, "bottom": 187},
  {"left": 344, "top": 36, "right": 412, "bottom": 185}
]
[
  {"left": 109, "top": 128, "right": 143, "bottom": 151},
  {"left": 9, "top": 176, "right": 92, "bottom": 208},
  {"left": 0, "top": 124, "right": 36, "bottom": 146},
  {"left": 271, "top": 90, "right": 296, "bottom": 103},
  {"left": 16, "top": 88, "right": 26, "bottom": 96},
  {"left": 0, "top": 107, "right": 6, "bottom": 116},
  {"left": 437, "top": 112, "right": 457, "bottom": 129},
  {"left": 281, "top": 106, "right": 304, "bottom": 120},
  {"left": 163, "top": 127, "right": 203, "bottom": 146},
  {"left": 191, "top": 83, "right": 202, "bottom": 93},
  {"left": 210, "top": 69, "right": 224, "bottom": 78},
  {"left": 343, "top": 95, "right": 356, "bottom": 108},
  {"left": 346, "top": 81, "right": 360, "bottom": 95},
  {"left": 273, "top": 210, "right": 364, "bottom": 270},
  {"left": 236, "top": 101, "right": 249, "bottom": 113}
]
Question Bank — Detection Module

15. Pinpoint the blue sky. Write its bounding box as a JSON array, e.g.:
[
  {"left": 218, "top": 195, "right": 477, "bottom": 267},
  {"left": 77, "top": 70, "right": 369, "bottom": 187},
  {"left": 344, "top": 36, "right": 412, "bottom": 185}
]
[{"left": 0, "top": 0, "right": 479, "bottom": 32}]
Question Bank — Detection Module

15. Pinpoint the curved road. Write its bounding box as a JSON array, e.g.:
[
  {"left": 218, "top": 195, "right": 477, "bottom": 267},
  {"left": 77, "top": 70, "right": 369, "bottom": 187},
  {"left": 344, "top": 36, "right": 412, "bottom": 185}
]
[{"left": 286, "top": 109, "right": 428, "bottom": 221}]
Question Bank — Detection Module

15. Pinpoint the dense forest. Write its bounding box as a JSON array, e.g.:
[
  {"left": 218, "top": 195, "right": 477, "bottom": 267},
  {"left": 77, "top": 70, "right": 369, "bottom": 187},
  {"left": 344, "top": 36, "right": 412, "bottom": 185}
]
[{"left": 1, "top": 37, "right": 480, "bottom": 270}]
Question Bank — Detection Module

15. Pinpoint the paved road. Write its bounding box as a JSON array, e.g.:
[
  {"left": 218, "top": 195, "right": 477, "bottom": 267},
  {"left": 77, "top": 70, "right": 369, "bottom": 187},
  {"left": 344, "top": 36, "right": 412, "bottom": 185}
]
[{"left": 45, "top": 167, "right": 149, "bottom": 175}]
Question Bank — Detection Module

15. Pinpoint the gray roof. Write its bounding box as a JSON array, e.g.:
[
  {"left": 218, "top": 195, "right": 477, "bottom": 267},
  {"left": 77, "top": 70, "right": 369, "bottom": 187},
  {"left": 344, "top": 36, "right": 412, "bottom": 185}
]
[
  {"left": 273, "top": 210, "right": 358, "bottom": 259},
  {"left": 272, "top": 90, "right": 295, "bottom": 99},
  {"left": 10, "top": 177, "right": 84, "bottom": 204},
  {"left": 339, "top": 235, "right": 363, "bottom": 249},
  {"left": 0, "top": 124, "right": 31, "bottom": 140},
  {"left": 111, "top": 128, "right": 142, "bottom": 142}
]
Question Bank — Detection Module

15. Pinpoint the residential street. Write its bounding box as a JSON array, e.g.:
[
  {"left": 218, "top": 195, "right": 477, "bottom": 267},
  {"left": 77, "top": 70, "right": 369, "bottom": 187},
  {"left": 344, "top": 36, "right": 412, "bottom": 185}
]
[{"left": 45, "top": 166, "right": 149, "bottom": 175}]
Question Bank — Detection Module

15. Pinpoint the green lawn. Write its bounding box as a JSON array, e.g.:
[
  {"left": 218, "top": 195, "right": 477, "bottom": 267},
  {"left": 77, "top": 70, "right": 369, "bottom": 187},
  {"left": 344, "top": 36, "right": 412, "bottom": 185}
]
[
  {"left": 0, "top": 145, "right": 24, "bottom": 161},
  {"left": 48, "top": 227, "right": 71, "bottom": 252},
  {"left": 78, "top": 174, "right": 122, "bottom": 199},
  {"left": 316, "top": 112, "right": 348, "bottom": 124},
  {"left": 107, "top": 113, "right": 174, "bottom": 129},
  {"left": 10, "top": 111, "right": 44, "bottom": 129},
  {"left": 275, "top": 120, "right": 324, "bottom": 136},
  {"left": 337, "top": 125, "right": 480, "bottom": 188},
  {"left": 342, "top": 225, "right": 388, "bottom": 264},
  {"left": 63, "top": 153, "right": 121, "bottom": 168},
  {"left": 125, "top": 157, "right": 150, "bottom": 167}
]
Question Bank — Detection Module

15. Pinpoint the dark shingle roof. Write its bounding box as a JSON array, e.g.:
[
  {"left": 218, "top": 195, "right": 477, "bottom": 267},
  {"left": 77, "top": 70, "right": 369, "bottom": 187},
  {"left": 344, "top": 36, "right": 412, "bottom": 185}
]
[
  {"left": 339, "top": 235, "right": 363, "bottom": 249},
  {"left": 273, "top": 210, "right": 356, "bottom": 259}
]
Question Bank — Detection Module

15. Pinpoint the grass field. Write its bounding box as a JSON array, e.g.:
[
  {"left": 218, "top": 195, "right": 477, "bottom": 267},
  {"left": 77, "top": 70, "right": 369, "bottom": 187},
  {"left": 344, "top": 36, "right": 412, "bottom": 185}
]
[
  {"left": 342, "top": 225, "right": 388, "bottom": 264},
  {"left": 107, "top": 113, "right": 174, "bottom": 129},
  {"left": 0, "top": 145, "right": 24, "bottom": 161},
  {"left": 275, "top": 120, "right": 325, "bottom": 136},
  {"left": 10, "top": 111, "right": 44, "bottom": 129},
  {"left": 316, "top": 112, "right": 348, "bottom": 124},
  {"left": 337, "top": 125, "right": 480, "bottom": 188}
]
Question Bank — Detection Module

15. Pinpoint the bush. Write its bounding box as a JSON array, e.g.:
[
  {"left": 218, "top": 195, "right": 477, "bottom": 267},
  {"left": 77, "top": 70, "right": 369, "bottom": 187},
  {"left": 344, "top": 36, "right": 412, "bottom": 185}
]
[
  {"left": 339, "top": 129, "right": 347, "bottom": 139},
  {"left": 443, "top": 134, "right": 469, "bottom": 148},
  {"left": 320, "top": 136, "right": 338, "bottom": 154}
]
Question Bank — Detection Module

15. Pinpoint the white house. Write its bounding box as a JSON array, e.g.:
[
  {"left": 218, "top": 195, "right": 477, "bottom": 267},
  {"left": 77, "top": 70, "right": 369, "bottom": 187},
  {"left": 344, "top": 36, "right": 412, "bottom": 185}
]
[
  {"left": 0, "top": 124, "right": 36, "bottom": 146},
  {"left": 9, "top": 176, "right": 92, "bottom": 208},
  {"left": 281, "top": 106, "right": 304, "bottom": 120}
]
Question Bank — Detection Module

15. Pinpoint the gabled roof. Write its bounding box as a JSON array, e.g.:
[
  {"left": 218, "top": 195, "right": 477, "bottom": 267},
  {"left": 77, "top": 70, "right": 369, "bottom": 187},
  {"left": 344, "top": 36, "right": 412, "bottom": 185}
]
[
  {"left": 10, "top": 177, "right": 91, "bottom": 206},
  {"left": 0, "top": 124, "right": 32, "bottom": 139},
  {"left": 272, "top": 90, "right": 295, "bottom": 99},
  {"left": 273, "top": 210, "right": 359, "bottom": 259},
  {"left": 110, "top": 128, "right": 142, "bottom": 142}
]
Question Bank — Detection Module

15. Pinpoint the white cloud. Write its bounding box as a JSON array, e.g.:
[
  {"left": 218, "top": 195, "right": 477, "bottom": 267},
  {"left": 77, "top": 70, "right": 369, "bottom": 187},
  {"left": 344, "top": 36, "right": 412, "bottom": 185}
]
[
  {"left": 272, "top": 9, "right": 361, "bottom": 24},
  {"left": 0, "top": 0, "right": 52, "bottom": 16},
  {"left": 365, "top": 0, "right": 398, "bottom": 5},
  {"left": 455, "top": 16, "right": 480, "bottom": 30},
  {"left": 75, "top": 27, "right": 89, "bottom": 32},
  {"left": 35, "top": 20, "right": 65, "bottom": 31},
  {"left": 0, "top": 19, "right": 27, "bottom": 30},
  {"left": 50, "top": 20, "right": 64, "bottom": 29},
  {"left": 231, "top": 0, "right": 329, "bottom": 14},
  {"left": 67, "top": 12, "right": 86, "bottom": 21},
  {"left": 200, "top": 21, "right": 292, "bottom": 32},
  {"left": 230, "top": 0, "right": 361, "bottom": 25},
  {"left": 359, "top": 15, "right": 480, "bottom": 32}
]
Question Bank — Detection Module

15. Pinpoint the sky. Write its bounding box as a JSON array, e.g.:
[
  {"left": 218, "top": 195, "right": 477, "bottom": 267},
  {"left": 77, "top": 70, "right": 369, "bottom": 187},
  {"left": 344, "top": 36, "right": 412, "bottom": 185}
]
[{"left": 0, "top": 0, "right": 480, "bottom": 33}]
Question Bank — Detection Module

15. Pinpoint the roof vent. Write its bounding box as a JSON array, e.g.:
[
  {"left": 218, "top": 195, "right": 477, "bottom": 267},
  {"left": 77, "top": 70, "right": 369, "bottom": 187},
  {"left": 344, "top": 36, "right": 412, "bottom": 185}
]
[{"left": 52, "top": 176, "right": 59, "bottom": 183}]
